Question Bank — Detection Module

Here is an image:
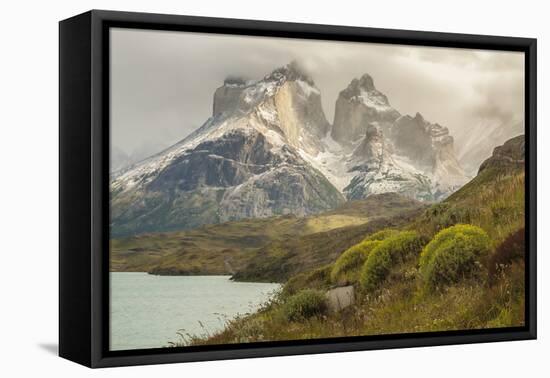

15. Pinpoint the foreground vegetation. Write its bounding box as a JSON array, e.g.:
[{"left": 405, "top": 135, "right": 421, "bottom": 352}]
[
  {"left": 168, "top": 139, "right": 526, "bottom": 346},
  {"left": 173, "top": 226, "right": 524, "bottom": 346}
]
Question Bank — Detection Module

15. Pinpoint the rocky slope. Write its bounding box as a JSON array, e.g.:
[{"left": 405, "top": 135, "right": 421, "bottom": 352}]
[
  {"left": 478, "top": 134, "right": 525, "bottom": 174},
  {"left": 457, "top": 120, "right": 524, "bottom": 175},
  {"left": 331, "top": 74, "right": 400, "bottom": 143}
]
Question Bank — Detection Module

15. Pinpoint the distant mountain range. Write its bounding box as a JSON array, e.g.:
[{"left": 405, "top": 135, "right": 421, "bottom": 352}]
[{"left": 110, "top": 62, "right": 512, "bottom": 236}]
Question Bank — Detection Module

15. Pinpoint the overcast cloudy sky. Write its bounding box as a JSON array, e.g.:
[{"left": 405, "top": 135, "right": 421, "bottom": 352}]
[{"left": 110, "top": 27, "right": 524, "bottom": 157}]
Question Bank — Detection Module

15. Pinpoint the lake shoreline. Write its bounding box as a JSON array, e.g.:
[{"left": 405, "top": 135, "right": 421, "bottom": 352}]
[
  {"left": 109, "top": 269, "right": 284, "bottom": 283},
  {"left": 109, "top": 272, "right": 281, "bottom": 351}
]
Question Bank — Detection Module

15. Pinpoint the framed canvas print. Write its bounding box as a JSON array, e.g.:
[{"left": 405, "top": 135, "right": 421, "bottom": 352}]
[{"left": 59, "top": 10, "right": 537, "bottom": 368}]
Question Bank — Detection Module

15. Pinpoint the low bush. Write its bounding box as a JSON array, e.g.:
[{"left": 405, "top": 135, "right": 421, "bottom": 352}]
[
  {"left": 420, "top": 224, "right": 492, "bottom": 290},
  {"left": 330, "top": 240, "right": 380, "bottom": 285},
  {"left": 283, "top": 289, "right": 328, "bottom": 321},
  {"left": 360, "top": 231, "right": 426, "bottom": 292},
  {"left": 363, "top": 229, "right": 399, "bottom": 242},
  {"left": 282, "top": 265, "right": 332, "bottom": 297},
  {"left": 488, "top": 228, "right": 525, "bottom": 285}
]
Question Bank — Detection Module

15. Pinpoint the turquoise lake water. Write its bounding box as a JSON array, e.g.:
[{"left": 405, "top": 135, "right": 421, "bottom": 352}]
[{"left": 110, "top": 272, "right": 280, "bottom": 351}]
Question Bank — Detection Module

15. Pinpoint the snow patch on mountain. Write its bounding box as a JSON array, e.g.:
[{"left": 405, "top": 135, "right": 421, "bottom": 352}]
[
  {"left": 110, "top": 63, "right": 472, "bottom": 236},
  {"left": 298, "top": 132, "right": 355, "bottom": 192}
]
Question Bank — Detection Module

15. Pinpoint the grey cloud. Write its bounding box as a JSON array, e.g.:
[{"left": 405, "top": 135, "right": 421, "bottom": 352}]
[{"left": 110, "top": 28, "right": 524, "bottom": 158}]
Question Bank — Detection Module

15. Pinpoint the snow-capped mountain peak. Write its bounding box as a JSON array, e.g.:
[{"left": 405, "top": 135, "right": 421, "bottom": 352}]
[
  {"left": 332, "top": 74, "right": 400, "bottom": 144},
  {"left": 389, "top": 111, "right": 468, "bottom": 194},
  {"left": 110, "top": 63, "right": 343, "bottom": 236},
  {"left": 110, "top": 65, "right": 470, "bottom": 236}
]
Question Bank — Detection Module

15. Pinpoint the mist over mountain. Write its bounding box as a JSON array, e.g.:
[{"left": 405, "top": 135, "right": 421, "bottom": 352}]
[
  {"left": 111, "top": 142, "right": 172, "bottom": 172},
  {"left": 456, "top": 119, "right": 524, "bottom": 175},
  {"left": 110, "top": 62, "right": 504, "bottom": 236},
  {"left": 111, "top": 63, "right": 343, "bottom": 236}
]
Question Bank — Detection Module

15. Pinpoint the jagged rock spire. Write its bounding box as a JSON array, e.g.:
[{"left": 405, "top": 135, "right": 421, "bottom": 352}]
[
  {"left": 332, "top": 74, "right": 400, "bottom": 143},
  {"left": 265, "top": 60, "right": 315, "bottom": 86},
  {"left": 353, "top": 123, "right": 387, "bottom": 163}
]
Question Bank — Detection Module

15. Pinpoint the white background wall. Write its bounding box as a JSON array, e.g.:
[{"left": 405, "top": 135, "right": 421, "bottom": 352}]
[{"left": 0, "top": 0, "right": 547, "bottom": 376}]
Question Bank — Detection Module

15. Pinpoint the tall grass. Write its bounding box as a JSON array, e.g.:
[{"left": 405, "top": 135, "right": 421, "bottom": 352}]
[{"left": 169, "top": 167, "right": 526, "bottom": 346}]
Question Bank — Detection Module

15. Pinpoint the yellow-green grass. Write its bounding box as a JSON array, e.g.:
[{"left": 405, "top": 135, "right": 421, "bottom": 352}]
[
  {"left": 363, "top": 229, "right": 399, "bottom": 242},
  {"left": 173, "top": 258, "right": 524, "bottom": 346},
  {"left": 173, "top": 163, "right": 526, "bottom": 346},
  {"left": 304, "top": 214, "right": 369, "bottom": 234},
  {"left": 330, "top": 240, "right": 380, "bottom": 286},
  {"left": 412, "top": 170, "right": 525, "bottom": 244}
]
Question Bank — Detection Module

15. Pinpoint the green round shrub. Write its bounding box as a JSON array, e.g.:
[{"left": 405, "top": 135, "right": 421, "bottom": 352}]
[
  {"left": 359, "top": 231, "right": 426, "bottom": 292},
  {"left": 282, "top": 265, "right": 332, "bottom": 297},
  {"left": 283, "top": 289, "right": 328, "bottom": 321},
  {"left": 330, "top": 240, "right": 380, "bottom": 285},
  {"left": 419, "top": 224, "right": 491, "bottom": 290},
  {"left": 363, "top": 229, "right": 399, "bottom": 242}
]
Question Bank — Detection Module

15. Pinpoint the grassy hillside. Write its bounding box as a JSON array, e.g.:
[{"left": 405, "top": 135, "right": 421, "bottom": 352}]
[
  {"left": 111, "top": 193, "right": 425, "bottom": 278},
  {"left": 412, "top": 167, "right": 524, "bottom": 244},
  {"left": 230, "top": 207, "right": 422, "bottom": 282},
  {"left": 169, "top": 137, "right": 526, "bottom": 346},
  {"left": 110, "top": 215, "right": 302, "bottom": 274}
]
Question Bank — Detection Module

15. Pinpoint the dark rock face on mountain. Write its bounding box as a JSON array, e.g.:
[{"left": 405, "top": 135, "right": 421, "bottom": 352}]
[
  {"left": 111, "top": 128, "right": 344, "bottom": 236},
  {"left": 331, "top": 74, "right": 400, "bottom": 144},
  {"left": 147, "top": 130, "right": 275, "bottom": 192},
  {"left": 213, "top": 77, "right": 249, "bottom": 116},
  {"left": 110, "top": 63, "right": 343, "bottom": 237},
  {"left": 478, "top": 135, "right": 525, "bottom": 174}
]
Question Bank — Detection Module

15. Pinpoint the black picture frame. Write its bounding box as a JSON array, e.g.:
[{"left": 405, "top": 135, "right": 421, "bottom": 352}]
[{"left": 59, "top": 9, "right": 537, "bottom": 368}]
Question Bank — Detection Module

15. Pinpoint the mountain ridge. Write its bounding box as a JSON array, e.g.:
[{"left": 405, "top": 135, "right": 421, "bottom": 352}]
[{"left": 111, "top": 62, "right": 469, "bottom": 236}]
